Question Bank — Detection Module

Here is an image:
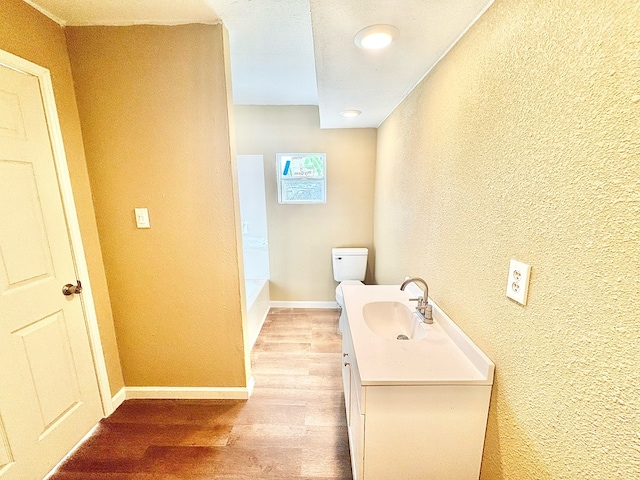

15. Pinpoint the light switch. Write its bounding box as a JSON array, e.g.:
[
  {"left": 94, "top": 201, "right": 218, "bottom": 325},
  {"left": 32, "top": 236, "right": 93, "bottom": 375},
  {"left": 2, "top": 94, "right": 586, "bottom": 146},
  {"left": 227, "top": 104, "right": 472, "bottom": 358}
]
[{"left": 134, "top": 208, "right": 150, "bottom": 228}]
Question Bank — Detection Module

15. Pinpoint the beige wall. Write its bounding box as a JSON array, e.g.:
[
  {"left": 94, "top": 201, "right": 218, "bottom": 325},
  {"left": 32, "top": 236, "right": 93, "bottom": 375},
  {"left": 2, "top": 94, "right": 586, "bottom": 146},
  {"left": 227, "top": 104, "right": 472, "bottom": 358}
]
[
  {"left": 375, "top": 0, "right": 640, "bottom": 478},
  {"left": 66, "top": 24, "right": 247, "bottom": 388},
  {"left": 235, "top": 106, "right": 377, "bottom": 301},
  {"left": 0, "top": 0, "right": 124, "bottom": 397}
]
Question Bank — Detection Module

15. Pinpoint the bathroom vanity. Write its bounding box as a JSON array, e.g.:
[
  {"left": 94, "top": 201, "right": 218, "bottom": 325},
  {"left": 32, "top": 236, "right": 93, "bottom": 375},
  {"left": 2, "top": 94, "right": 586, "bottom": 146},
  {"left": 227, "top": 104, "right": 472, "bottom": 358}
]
[{"left": 341, "top": 284, "right": 494, "bottom": 480}]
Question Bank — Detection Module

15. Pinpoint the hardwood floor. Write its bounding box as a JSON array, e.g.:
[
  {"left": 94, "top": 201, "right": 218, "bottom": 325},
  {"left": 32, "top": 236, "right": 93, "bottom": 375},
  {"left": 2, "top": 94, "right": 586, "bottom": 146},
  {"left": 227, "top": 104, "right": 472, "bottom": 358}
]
[{"left": 49, "top": 308, "right": 353, "bottom": 479}]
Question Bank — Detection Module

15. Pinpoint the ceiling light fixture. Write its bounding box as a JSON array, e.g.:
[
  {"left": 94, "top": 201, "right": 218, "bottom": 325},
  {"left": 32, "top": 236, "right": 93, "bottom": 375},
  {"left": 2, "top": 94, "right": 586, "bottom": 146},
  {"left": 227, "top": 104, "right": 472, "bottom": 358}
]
[
  {"left": 340, "top": 109, "right": 362, "bottom": 118},
  {"left": 354, "top": 24, "right": 400, "bottom": 50}
]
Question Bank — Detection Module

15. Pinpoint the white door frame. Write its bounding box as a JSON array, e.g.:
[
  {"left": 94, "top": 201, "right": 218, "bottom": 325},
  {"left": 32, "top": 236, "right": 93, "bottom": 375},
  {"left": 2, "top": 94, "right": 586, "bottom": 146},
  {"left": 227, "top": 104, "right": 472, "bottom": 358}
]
[{"left": 0, "top": 49, "right": 113, "bottom": 415}]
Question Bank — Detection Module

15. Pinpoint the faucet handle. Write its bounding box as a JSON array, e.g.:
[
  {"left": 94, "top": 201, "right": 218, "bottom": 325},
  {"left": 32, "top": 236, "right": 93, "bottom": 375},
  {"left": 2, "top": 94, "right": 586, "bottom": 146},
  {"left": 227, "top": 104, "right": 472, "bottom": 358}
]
[{"left": 423, "top": 304, "right": 433, "bottom": 322}]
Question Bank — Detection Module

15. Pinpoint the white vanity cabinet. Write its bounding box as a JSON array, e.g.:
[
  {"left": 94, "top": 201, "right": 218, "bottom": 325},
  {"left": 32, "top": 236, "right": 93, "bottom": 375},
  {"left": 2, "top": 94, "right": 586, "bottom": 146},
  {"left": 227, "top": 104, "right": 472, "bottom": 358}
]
[
  {"left": 341, "top": 284, "right": 495, "bottom": 480},
  {"left": 341, "top": 324, "right": 365, "bottom": 479}
]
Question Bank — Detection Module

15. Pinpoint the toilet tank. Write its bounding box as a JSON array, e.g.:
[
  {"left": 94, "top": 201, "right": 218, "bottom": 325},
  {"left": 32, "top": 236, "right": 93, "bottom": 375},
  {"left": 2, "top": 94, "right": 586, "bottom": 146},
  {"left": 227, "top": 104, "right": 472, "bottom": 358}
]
[{"left": 332, "top": 248, "right": 368, "bottom": 282}]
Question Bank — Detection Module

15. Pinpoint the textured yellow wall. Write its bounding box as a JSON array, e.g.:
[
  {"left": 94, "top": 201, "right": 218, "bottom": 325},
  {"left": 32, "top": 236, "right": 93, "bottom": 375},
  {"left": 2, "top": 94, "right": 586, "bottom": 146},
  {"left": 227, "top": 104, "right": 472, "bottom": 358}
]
[
  {"left": 66, "top": 25, "right": 247, "bottom": 388},
  {"left": 375, "top": 0, "right": 640, "bottom": 478},
  {"left": 0, "top": 0, "right": 124, "bottom": 397},
  {"left": 234, "top": 106, "right": 377, "bottom": 301}
]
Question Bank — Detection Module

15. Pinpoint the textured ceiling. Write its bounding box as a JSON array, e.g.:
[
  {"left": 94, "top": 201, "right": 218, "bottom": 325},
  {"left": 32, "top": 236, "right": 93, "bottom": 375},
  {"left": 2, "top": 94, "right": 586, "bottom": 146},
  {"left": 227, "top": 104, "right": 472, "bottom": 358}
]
[
  {"left": 310, "top": 0, "right": 494, "bottom": 128},
  {"left": 24, "top": 0, "right": 493, "bottom": 128},
  {"left": 206, "top": 0, "right": 318, "bottom": 106}
]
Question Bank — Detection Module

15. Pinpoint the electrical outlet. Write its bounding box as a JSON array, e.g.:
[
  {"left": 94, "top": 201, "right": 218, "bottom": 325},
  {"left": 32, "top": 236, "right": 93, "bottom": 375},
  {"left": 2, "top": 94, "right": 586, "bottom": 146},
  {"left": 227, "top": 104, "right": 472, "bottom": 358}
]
[{"left": 506, "top": 259, "right": 531, "bottom": 305}]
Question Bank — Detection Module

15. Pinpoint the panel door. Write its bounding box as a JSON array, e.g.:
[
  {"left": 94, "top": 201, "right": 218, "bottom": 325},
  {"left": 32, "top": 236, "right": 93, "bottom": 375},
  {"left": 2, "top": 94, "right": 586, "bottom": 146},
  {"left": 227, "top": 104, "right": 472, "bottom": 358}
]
[{"left": 0, "top": 63, "right": 102, "bottom": 479}]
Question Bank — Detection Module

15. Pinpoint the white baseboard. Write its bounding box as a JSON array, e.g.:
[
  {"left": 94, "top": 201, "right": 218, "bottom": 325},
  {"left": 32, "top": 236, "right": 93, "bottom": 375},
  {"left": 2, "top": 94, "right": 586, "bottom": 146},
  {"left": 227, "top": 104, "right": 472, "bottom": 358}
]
[
  {"left": 110, "top": 386, "right": 126, "bottom": 413},
  {"left": 270, "top": 300, "right": 339, "bottom": 309},
  {"left": 246, "top": 375, "right": 255, "bottom": 397},
  {"left": 123, "top": 377, "right": 255, "bottom": 400}
]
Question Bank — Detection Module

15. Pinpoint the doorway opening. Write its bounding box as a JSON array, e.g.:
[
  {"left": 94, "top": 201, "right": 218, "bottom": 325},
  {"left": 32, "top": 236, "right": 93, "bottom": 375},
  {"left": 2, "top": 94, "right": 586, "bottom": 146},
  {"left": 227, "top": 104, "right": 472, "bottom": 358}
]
[{"left": 237, "top": 154, "right": 270, "bottom": 348}]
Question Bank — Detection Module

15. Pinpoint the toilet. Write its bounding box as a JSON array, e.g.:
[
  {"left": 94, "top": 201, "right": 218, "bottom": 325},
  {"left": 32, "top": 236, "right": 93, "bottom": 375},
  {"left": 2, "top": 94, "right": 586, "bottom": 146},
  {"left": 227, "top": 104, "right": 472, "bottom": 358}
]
[{"left": 332, "top": 247, "right": 368, "bottom": 333}]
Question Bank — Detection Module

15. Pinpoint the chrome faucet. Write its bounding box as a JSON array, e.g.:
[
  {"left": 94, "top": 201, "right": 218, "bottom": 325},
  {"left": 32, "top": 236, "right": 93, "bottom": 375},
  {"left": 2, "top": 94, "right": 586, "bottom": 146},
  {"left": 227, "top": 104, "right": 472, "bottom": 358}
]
[{"left": 400, "top": 277, "right": 433, "bottom": 324}]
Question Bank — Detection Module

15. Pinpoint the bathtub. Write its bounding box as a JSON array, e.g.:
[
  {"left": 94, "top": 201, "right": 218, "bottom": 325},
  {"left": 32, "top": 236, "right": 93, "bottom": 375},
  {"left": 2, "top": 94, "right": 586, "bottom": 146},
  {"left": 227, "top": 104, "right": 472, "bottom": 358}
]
[{"left": 245, "top": 278, "right": 270, "bottom": 349}]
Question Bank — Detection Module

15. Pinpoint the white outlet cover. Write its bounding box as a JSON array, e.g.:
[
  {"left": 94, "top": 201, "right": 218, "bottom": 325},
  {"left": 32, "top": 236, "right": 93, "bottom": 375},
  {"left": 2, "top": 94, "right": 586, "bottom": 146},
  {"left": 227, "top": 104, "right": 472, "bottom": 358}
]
[{"left": 506, "top": 259, "right": 531, "bottom": 305}]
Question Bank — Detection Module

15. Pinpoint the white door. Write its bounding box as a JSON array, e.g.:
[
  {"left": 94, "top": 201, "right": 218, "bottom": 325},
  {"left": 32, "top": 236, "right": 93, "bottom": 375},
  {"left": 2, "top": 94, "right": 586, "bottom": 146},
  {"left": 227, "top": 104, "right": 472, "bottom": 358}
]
[{"left": 0, "top": 62, "right": 103, "bottom": 479}]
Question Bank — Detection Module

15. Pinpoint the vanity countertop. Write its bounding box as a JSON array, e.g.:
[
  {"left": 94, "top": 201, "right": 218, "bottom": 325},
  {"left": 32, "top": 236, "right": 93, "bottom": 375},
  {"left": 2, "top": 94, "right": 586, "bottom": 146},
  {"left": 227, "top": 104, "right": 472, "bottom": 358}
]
[{"left": 342, "top": 284, "right": 494, "bottom": 386}]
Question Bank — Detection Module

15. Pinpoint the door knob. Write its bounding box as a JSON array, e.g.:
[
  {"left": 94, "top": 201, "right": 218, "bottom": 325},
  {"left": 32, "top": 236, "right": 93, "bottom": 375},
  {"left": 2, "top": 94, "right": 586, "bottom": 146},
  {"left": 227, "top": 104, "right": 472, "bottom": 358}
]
[{"left": 62, "top": 280, "right": 82, "bottom": 296}]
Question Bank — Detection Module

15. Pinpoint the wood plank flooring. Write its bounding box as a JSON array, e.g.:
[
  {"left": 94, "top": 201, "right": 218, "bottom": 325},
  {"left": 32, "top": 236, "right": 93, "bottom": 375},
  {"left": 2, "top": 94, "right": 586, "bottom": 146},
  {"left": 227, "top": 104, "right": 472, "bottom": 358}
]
[{"left": 49, "top": 308, "right": 353, "bottom": 479}]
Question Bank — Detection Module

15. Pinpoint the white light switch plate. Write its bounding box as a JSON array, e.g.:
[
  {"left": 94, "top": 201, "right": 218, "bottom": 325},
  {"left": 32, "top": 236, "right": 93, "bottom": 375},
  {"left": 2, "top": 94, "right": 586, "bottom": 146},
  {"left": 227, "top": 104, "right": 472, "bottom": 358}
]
[
  {"left": 134, "top": 208, "right": 150, "bottom": 228},
  {"left": 506, "top": 259, "right": 531, "bottom": 305}
]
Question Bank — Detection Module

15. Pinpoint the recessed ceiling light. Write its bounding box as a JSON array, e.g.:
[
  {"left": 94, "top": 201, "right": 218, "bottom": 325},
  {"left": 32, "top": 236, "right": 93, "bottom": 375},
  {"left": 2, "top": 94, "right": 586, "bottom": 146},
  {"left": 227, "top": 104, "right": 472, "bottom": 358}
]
[
  {"left": 340, "top": 109, "right": 362, "bottom": 118},
  {"left": 354, "top": 25, "right": 399, "bottom": 50}
]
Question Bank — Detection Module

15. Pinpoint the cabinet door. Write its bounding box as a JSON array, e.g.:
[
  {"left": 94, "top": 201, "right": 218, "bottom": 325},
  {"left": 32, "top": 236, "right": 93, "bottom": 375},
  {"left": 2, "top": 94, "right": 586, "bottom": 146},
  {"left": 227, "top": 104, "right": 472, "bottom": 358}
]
[{"left": 350, "top": 384, "right": 365, "bottom": 480}]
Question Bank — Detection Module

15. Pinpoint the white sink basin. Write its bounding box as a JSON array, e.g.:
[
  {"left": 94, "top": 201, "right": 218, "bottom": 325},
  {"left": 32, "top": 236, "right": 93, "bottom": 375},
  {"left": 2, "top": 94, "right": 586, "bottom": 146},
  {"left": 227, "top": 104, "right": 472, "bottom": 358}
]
[
  {"left": 362, "top": 301, "right": 427, "bottom": 340},
  {"left": 342, "top": 284, "right": 495, "bottom": 386}
]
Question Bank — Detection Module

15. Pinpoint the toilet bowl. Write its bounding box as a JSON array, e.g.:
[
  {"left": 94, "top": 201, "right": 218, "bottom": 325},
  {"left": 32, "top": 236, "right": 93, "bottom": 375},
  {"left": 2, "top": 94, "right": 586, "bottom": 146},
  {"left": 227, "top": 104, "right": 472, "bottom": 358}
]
[
  {"left": 335, "top": 280, "right": 364, "bottom": 306},
  {"left": 335, "top": 280, "right": 363, "bottom": 333}
]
